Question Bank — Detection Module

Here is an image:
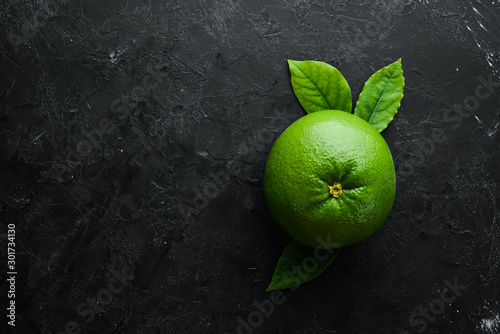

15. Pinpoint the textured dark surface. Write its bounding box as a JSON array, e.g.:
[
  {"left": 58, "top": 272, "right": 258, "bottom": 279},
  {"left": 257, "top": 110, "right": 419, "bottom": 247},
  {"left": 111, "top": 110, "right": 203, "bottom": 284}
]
[{"left": 1, "top": 0, "right": 499, "bottom": 333}]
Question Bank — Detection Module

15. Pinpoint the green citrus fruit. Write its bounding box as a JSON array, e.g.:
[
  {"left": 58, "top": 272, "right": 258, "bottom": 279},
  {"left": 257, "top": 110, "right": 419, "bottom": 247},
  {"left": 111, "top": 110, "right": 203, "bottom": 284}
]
[{"left": 264, "top": 109, "right": 396, "bottom": 249}]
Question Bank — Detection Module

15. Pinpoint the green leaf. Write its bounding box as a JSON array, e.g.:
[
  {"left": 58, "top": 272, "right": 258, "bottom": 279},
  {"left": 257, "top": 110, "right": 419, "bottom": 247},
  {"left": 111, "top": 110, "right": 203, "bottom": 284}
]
[
  {"left": 266, "top": 240, "right": 340, "bottom": 291},
  {"left": 288, "top": 60, "right": 352, "bottom": 114},
  {"left": 354, "top": 59, "right": 405, "bottom": 132}
]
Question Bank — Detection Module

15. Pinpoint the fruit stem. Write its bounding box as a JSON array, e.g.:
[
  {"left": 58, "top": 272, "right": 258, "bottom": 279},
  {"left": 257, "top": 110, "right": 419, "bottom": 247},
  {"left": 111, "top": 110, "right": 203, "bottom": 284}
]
[{"left": 329, "top": 182, "right": 343, "bottom": 198}]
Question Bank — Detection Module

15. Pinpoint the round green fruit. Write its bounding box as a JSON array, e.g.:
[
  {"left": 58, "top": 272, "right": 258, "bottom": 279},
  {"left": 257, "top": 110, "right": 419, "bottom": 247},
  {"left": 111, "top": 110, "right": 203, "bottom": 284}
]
[{"left": 263, "top": 109, "right": 396, "bottom": 249}]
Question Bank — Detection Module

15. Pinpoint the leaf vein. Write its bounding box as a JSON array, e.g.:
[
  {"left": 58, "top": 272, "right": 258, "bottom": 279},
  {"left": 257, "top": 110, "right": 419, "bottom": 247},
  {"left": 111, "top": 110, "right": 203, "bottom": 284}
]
[{"left": 367, "top": 69, "right": 399, "bottom": 125}]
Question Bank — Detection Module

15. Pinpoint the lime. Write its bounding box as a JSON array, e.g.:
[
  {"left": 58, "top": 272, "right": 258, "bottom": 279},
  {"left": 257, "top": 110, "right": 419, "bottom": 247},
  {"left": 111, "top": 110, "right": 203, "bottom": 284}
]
[{"left": 264, "top": 109, "right": 396, "bottom": 249}]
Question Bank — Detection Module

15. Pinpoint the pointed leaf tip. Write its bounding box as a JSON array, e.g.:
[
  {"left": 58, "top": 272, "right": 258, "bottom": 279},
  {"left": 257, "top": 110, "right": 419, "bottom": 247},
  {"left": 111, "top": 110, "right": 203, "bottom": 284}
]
[{"left": 353, "top": 59, "right": 405, "bottom": 132}]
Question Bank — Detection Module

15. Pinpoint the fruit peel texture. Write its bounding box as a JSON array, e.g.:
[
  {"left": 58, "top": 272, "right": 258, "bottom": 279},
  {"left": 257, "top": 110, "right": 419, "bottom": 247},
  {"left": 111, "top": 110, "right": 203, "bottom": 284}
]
[{"left": 263, "top": 109, "right": 396, "bottom": 248}]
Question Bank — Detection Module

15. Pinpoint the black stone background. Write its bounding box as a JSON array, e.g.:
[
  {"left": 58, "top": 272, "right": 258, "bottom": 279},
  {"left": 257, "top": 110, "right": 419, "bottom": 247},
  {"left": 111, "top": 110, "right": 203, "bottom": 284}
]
[{"left": 1, "top": 0, "right": 499, "bottom": 333}]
